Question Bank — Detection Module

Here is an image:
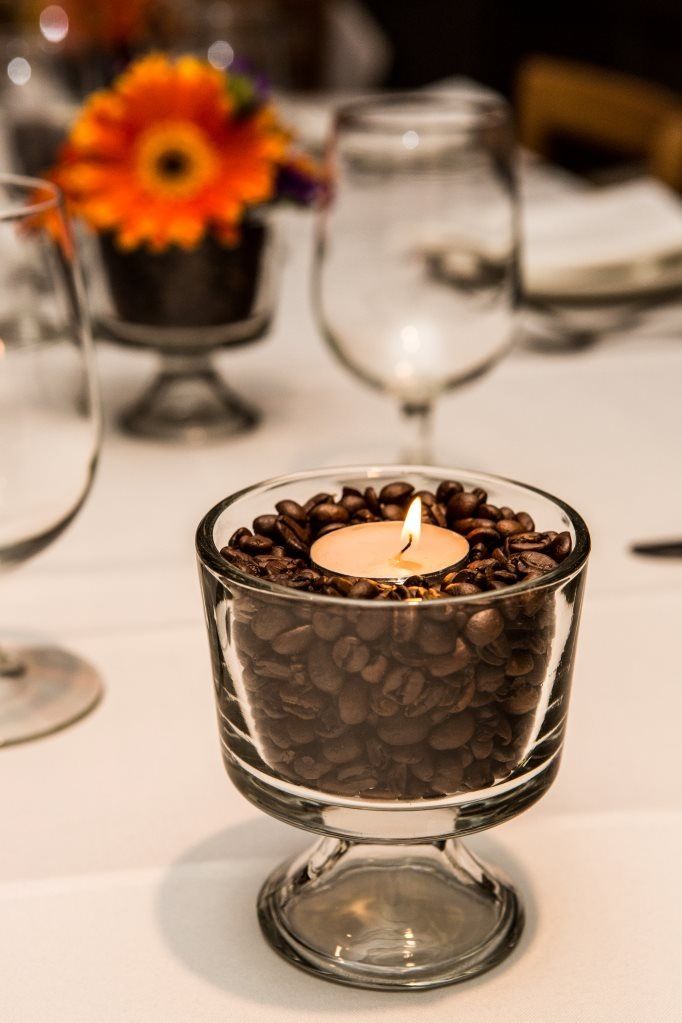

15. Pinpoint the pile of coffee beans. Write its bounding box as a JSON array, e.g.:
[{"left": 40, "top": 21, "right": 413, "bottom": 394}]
[{"left": 218, "top": 480, "right": 574, "bottom": 799}]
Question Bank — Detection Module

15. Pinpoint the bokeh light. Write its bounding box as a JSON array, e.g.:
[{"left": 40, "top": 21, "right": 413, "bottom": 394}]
[
  {"left": 39, "top": 5, "right": 69, "bottom": 44},
  {"left": 7, "top": 57, "right": 31, "bottom": 86},
  {"left": 207, "top": 40, "right": 235, "bottom": 70}
]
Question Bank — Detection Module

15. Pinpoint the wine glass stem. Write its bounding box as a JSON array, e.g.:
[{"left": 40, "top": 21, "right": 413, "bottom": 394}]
[{"left": 399, "top": 401, "right": 433, "bottom": 463}]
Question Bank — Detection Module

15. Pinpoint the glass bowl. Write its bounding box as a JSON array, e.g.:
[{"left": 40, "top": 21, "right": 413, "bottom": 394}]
[{"left": 196, "top": 466, "right": 590, "bottom": 990}]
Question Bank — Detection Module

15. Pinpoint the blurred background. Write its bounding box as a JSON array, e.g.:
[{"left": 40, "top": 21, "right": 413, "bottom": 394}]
[{"left": 0, "top": 0, "right": 679, "bottom": 187}]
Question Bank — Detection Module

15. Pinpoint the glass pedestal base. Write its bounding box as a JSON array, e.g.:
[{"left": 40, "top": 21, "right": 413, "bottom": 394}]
[
  {"left": 0, "top": 643, "right": 102, "bottom": 747},
  {"left": 258, "top": 836, "right": 523, "bottom": 991},
  {"left": 119, "top": 354, "right": 260, "bottom": 443}
]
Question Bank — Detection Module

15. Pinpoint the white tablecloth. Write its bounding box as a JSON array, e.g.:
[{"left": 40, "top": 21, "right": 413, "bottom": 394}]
[{"left": 2, "top": 207, "right": 682, "bottom": 1022}]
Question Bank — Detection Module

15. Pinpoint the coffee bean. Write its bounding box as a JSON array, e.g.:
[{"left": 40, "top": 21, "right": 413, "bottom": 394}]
[
  {"left": 294, "top": 755, "right": 332, "bottom": 780},
  {"left": 450, "top": 677, "right": 475, "bottom": 712},
  {"left": 352, "top": 509, "right": 380, "bottom": 523},
  {"left": 381, "top": 504, "right": 405, "bottom": 521},
  {"left": 431, "top": 759, "right": 465, "bottom": 792},
  {"left": 229, "top": 527, "right": 252, "bottom": 547},
  {"left": 447, "top": 491, "right": 481, "bottom": 523},
  {"left": 418, "top": 621, "right": 456, "bottom": 655},
  {"left": 477, "top": 503, "right": 502, "bottom": 521},
  {"left": 496, "top": 519, "right": 524, "bottom": 537},
  {"left": 502, "top": 685, "right": 539, "bottom": 714},
  {"left": 332, "top": 635, "right": 370, "bottom": 673},
  {"left": 221, "top": 548, "right": 260, "bottom": 574},
  {"left": 275, "top": 499, "right": 306, "bottom": 522},
  {"left": 329, "top": 576, "right": 354, "bottom": 596},
  {"left": 428, "top": 503, "right": 448, "bottom": 527},
  {"left": 287, "top": 718, "right": 316, "bottom": 745},
  {"left": 276, "top": 519, "right": 309, "bottom": 557},
  {"left": 429, "top": 711, "right": 475, "bottom": 750},
  {"left": 251, "top": 608, "right": 293, "bottom": 641},
  {"left": 314, "top": 707, "right": 346, "bottom": 738},
  {"left": 370, "top": 692, "right": 401, "bottom": 717},
  {"left": 476, "top": 663, "right": 506, "bottom": 692},
  {"left": 329, "top": 772, "right": 379, "bottom": 795},
  {"left": 348, "top": 579, "right": 381, "bottom": 599},
  {"left": 361, "top": 654, "right": 389, "bottom": 685},
  {"left": 466, "top": 527, "right": 501, "bottom": 549},
  {"left": 428, "top": 640, "right": 471, "bottom": 676},
  {"left": 467, "top": 558, "right": 497, "bottom": 572},
  {"left": 340, "top": 494, "right": 366, "bottom": 514},
  {"left": 338, "top": 678, "right": 369, "bottom": 724},
  {"left": 379, "top": 481, "right": 414, "bottom": 504},
  {"left": 241, "top": 534, "right": 274, "bottom": 556},
  {"left": 436, "top": 480, "right": 463, "bottom": 503},
  {"left": 311, "top": 611, "right": 344, "bottom": 641},
  {"left": 516, "top": 511, "right": 535, "bottom": 531},
  {"left": 272, "top": 625, "right": 313, "bottom": 656},
  {"left": 324, "top": 734, "right": 364, "bottom": 764},
  {"left": 519, "top": 551, "right": 558, "bottom": 573},
  {"left": 253, "top": 514, "right": 278, "bottom": 538},
  {"left": 508, "top": 532, "right": 550, "bottom": 553},
  {"left": 383, "top": 666, "right": 425, "bottom": 705},
  {"left": 506, "top": 651, "right": 534, "bottom": 676},
  {"left": 377, "top": 714, "right": 431, "bottom": 746},
  {"left": 281, "top": 686, "right": 324, "bottom": 718},
  {"left": 357, "top": 616, "right": 387, "bottom": 641},
  {"left": 364, "top": 487, "right": 381, "bottom": 514},
  {"left": 443, "top": 581, "right": 481, "bottom": 597},
  {"left": 411, "top": 752, "right": 436, "bottom": 781},
  {"left": 549, "top": 531, "right": 572, "bottom": 561},
  {"left": 308, "top": 641, "right": 345, "bottom": 694},
  {"left": 466, "top": 609, "right": 504, "bottom": 646},
  {"left": 464, "top": 760, "right": 494, "bottom": 789},
  {"left": 302, "top": 493, "right": 333, "bottom": 515},
  {"left": 311, "top": 502, "right": 350, "bottom": 526},
  {"left": 454, "top": 517, "right": 498, "bottom": 533}
]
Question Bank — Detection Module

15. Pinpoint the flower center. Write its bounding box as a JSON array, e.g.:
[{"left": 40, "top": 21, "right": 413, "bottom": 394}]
[
  {"left": 156, "top": 149, "right": 190, "bottom": 178},
  {"left": 135, "top": 121, "right": 219, "bottom": 199}
]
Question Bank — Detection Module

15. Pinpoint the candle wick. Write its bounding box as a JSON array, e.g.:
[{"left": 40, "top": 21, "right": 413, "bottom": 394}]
[{"left": 400, "top": 535, "right": 413, "bottom": 556}]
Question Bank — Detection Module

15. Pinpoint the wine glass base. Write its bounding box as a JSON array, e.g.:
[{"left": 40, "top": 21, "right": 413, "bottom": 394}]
[
  {"left": 258, "top": 836, "right": 523, "bottom": 991},
  {"left": 0, "top": 644, "right": 102, "bottom": 747},
  {"left": 119, "top": 357, "right": 260, "bottom": 443}
]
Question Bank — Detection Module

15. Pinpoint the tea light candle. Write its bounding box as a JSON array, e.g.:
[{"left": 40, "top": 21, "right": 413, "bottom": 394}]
[{"left": 311, "top": 496, "right": 469, "bottom": 581}]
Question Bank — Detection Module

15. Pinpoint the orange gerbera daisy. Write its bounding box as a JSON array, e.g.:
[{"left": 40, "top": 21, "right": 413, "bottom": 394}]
[{"left": 53, "top": 54, "right": 290, "bottom": 251}]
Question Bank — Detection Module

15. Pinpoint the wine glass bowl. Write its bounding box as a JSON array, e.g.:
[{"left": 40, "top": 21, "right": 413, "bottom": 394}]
[
  {"left": 197, "top": 465, "right": 590, "bottom": 990},
  {"left": 0, "top": 174, "right": 101, "bottom": 744},
  {"left": 314, "top": 94, "right": 519, "bottom": 461}
]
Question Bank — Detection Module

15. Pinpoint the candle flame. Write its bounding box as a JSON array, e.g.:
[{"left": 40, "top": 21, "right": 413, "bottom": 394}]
[{"left": 400, "top": 496, "right": 422, "bottom": 553}]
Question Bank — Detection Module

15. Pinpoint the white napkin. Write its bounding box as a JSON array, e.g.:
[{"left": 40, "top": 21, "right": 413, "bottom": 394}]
[{"left": 522, "top": 179, "right": 682, "bottom": 297}]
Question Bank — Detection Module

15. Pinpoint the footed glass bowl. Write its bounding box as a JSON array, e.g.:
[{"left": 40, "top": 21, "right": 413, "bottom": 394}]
[
  {"left": 94, "top": 213, "right": 280, "bottom": 443},
  {"left": 196, "top": 466, "right": 590, "bottom": 990}
]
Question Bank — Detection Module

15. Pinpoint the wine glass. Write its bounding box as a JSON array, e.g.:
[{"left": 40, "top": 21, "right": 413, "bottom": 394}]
[
  {"left": 0, "top": 174, "right": 102, "bottom": 746},
  {"left": 314, "top": 93, "right": 519, "bottom": 462}
]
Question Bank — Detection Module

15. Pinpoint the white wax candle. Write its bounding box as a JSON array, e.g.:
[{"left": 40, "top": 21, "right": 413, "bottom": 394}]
[{"left": 310, "top": 497, "right": 469, "bottom": 581}]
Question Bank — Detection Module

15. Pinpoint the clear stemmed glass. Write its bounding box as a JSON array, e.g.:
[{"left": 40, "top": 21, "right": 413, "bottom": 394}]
[
  {"left": 314, "top": 94, "right": 519, "bottom": 462},
  {"left": 0, "top": 174, "right": 102, "bottom": 746}
]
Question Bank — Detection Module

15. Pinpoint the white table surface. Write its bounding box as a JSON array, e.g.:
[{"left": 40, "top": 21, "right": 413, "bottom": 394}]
[{"left": 2, "top": 204, "right": 682, "bottom": 1022}]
